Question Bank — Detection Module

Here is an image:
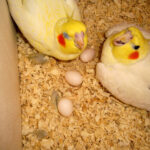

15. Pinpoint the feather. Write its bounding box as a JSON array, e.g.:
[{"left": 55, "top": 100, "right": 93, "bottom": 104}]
[
  {"left": 7, "top": 0, "right": 86, "bottom": 60},
  {"left": 96, "top": 25, "right": 150, "bottom": 111}
]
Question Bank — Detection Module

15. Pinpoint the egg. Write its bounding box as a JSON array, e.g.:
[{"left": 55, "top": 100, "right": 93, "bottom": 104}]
[
  {"left": 80, "top": 48, "right": 95, "bottom": 62},
  {"left": 58, "top": 98, "right": 73, "bottom": 117},
  {"left": 65, "top": 70, "right": 83, "bottom": 86}
]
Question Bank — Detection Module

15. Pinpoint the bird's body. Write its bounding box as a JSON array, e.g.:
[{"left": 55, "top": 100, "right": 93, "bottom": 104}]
[
  {"left": 7, "top": 0, "right": 87, "bottom": 60},
  {"left": 96, "top": 24, "right": 150, "bottom": 111}
]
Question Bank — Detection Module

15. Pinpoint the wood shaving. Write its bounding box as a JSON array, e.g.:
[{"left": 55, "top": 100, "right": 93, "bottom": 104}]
[{"left": 18, "top": 0, "right": 150, "bottom": 149}]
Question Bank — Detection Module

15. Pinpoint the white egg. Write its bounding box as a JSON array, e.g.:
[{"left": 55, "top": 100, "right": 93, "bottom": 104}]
[
  {"left": 58, "top": 98, "right": 73, "bottom": 117},
  {"left": 65, "top": 70, "right": 83, "bottom": 86},
  {"left": 80, "top": 48, "right": 95, "bottom": 62}
]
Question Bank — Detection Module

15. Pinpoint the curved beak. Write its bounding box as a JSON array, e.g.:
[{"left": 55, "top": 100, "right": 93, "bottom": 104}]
[
  {"left": 74, "top": 32, "right": 84, "bottom": 50},
  {"left": 114, "top": 30, "right": 133, "bottom": 46}
]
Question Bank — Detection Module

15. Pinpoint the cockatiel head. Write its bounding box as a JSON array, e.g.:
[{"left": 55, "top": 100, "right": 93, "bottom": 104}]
[
  {"left": 102, "top": 27, "right": 150, "bottom": 65},
  {"left": 55, "top": 18, "right": 87, "bottom": 55}
]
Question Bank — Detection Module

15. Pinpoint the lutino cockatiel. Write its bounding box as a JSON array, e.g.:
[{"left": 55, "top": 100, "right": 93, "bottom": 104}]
[
  {"left": 96, "top": 24, "right": 150, "bottom": 111},
  {"left": 7, "top": 0, "right": 87, "bottom": 60}
]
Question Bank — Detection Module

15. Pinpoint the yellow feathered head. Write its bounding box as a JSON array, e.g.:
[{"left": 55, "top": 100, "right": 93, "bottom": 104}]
[
  {"left": 55, "top": 18, "right": 87, "bottom": 55},
  {"left": 109, "top": 27, "right": 150, "bottom": 64}
]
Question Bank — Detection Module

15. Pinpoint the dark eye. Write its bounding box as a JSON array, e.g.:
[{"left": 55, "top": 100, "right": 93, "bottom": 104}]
[
  {"left": 133, "top": 45, "right": 140, "bottom": 50},
  {"left": 63, "top": 32, "right": 70, "bottom": 39}
]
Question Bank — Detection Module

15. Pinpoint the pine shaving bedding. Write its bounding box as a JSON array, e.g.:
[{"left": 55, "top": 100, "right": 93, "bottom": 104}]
[{"left": 18, "top": 0, "right": 150, "bottom": 149}]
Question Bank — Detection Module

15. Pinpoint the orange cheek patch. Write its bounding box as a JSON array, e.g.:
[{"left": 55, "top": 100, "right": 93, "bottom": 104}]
[
  {"left": 57, "top": 34, "right": 66, "bottom": 47},
  {"left": 128, "top": 51, "right": 139, "bottom": 59}
]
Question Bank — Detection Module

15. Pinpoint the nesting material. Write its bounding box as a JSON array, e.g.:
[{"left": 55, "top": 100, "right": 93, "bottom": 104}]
[{"left": 18, "top": 0, "right": 150, "bottom": 149}]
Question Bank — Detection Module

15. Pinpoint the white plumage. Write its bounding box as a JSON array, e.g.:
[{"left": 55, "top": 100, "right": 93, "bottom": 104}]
[{"left": 96, "top": 24, "right": 150, "bottom": 111}]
